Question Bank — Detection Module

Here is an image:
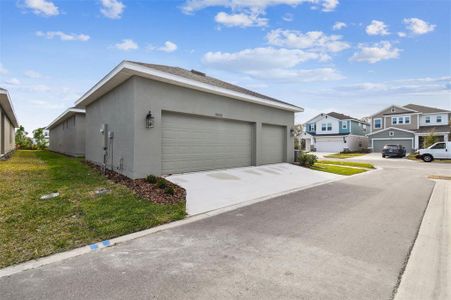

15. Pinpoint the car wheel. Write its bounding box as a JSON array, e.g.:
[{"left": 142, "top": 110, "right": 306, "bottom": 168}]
[
  {"left": 382, "top": 154, "right": 385, "bottom": 158},
  {"left": 422, "top": 154, "right": 433, "bottom": 162}
]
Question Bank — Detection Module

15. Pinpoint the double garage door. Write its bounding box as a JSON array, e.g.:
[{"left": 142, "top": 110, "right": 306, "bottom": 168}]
[
  {"left": 372, "top": 139, "right": 414, "bottom": 153},
  {"left": 315, "top": 137, "right": 345, "bottom": 153},
  {"left": 161, "top": 112, "right": 285, "bottom": 175}
]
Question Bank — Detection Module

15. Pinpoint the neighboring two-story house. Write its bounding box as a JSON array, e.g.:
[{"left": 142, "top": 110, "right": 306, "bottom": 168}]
[
  {"left": 367, "top": 104, "right": 451, "bottom": 153},
  {"left": 301, "top": 112, "right": 369, "bottom": 152}
]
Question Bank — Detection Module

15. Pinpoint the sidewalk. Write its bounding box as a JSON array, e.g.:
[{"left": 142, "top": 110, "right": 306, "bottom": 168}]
[{"left": 395, "top": 179, "right": 450, "bottom": 300}]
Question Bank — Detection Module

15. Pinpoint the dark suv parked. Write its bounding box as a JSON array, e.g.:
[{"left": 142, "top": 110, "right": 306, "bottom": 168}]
[{"left": 382, "top": 144, "right": 407, "bottom": 158}]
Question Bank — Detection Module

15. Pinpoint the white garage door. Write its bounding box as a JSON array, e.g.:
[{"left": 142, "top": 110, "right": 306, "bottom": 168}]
[
  {"left": 315, "top": 137, "right": 345, "bottom": 153},
  {"left": 261, "top": 124, "right": 285, "bottom": 164},
  {"left": 162, "top": 112, "right": 253, "bottom": 175}
]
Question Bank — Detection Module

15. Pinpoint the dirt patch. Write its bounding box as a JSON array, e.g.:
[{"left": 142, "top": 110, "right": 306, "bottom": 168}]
[
  {"left": 86, "top": 162, "right": 186, "bottom": 205},
  {"left": 428, "top": 175, "right": 451, "bottom": 181}
]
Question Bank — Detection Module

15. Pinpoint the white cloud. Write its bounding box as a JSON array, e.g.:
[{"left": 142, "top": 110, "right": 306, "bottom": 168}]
[
  {"left": 24, "top": 0, "right": 59, "bottom": 16},
  {"left": 159, "top": 41, "right": 178, "bottom": 52},
  {"left": 115, "top": 39, "right": 139, "bottom": 51},
  {"left": 332, "top": 21, "right": 346, "bottom": 30},
  {"left": 202, "top": 47, "right": 343, "bottom": 82},
  {"left": 321, "top": 0, "right": 339, "bottom": 12},
  {"left": 365, "top": 20, "right": 390, "bottom": 36},
  {"left": 403, "top": 18, "right": 435, "bottom": 35},
  {"left": 397, "top": 32, "right": 406, "bottom": 38},
  {"left": 36, "top": 31, "right": 90, "bottom": 41},
  {"left": 147, "top": 41, "right": 178, "bottom": 52},
  {"left": 181, "top": 1, "right": 339, "bottom": 27},
  {"left": 282, "top": 13, "right": 294, "bottom": 22},
  {"left": 0, "top": 64, "right": 8, "bottom": 75},
  {"left": 350, "top": 41, "right": 401, "bottom": 64},
  {"left": 215, "top": 11, "right": 268, "bottom": 27},
  {"left": 5, "top": 78, "right": 21, "bottom": 85},
  {"left": 30, "top": 84, "right": 51, "bottom": 92},
  {"left": 24, "top": 70, "right": 42, "bottom": 78},
  {"left": 100, "top": 0, "right": 125, "bottom": 19},
  {"left": 266, "top": 29, "right": 350, "bottom": 53}
]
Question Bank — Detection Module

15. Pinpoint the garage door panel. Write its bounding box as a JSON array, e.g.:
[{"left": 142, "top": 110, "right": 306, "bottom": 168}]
[
  {"left": 315, "top": 138, "right": 344, "bottom": 152},
  {"left": 262, "top": 124, "right": 285, "bottom": 164},
  {"left": 162, "top": 112, "right": 253, "bottom": 174}
]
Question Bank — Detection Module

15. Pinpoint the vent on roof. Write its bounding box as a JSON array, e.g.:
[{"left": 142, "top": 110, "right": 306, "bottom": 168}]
[{"left": 191, "top": 69, "right": 206, "bottom": 77}]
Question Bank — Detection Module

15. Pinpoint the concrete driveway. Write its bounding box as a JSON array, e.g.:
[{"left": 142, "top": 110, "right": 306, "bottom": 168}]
[
  {"left": 1, "top": 159, "right": 450, "bottom": 299},
  {"left": 167, "top": 163, "right": 341, "bottom": 215}
]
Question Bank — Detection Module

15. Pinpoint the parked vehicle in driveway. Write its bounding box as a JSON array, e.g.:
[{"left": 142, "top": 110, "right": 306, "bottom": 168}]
[
  {"left": 417, "top": 142, "right": 451, "bottom": 162},
  {"left": 381, "top": 144, "right": 407, "bottom": 158}
]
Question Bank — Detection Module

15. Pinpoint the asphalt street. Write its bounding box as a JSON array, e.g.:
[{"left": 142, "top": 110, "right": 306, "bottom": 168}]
[{"left": 1, "top": 156, "right": 450, "bottom": 299}]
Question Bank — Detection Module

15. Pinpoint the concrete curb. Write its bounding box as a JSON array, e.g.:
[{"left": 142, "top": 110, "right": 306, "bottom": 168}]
[
  {"left": 394, "top": 179, "right": 450, "bottom": 300},
  {"left": 0, "top": 165, "right": 380, "bottom": 278}
]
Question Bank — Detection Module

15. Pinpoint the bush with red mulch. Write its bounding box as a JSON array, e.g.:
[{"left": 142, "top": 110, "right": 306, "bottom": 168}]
[{"left": 86, "top": 162, "right": 185, "bottom": 205}]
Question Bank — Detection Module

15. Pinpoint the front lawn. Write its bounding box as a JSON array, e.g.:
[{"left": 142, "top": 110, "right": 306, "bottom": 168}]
[
  {"left": 311, "top": 163, "right": 369, "bottom": 176},
  {"left": 324, "top": 152, "right": 368, "bottom": 159},
  {"left": 0, "top": 151, "right": 185, "bottom": 268},
  {"left": 317, "top": 160, "right": 375, "bottom": 169}
]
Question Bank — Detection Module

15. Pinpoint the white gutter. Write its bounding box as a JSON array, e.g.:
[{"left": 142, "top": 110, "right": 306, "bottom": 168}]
[
  {"left": 47, "top": 108, "right": 85, "bottom": 130},
  {"left": 0, "top": 89, "right": 19, "bottom": 127},
  {"left": 74, "top": 61, "right": 303, "bottom": 112}
]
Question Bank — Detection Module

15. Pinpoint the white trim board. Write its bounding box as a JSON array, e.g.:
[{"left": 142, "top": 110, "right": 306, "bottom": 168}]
[
  {"left": 0, "top": 89, "right": 19, "bottom": 127},
  {"left": 367, "top": 126, "right": 416, "bottom": 136},
  {"left": 75, "top": 61, "right": 303, "bottom": 113}
]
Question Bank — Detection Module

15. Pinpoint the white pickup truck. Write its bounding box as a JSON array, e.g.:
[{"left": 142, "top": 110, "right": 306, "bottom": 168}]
[{"left": 417, "top": 142, "right": 451, "bottom": 162}]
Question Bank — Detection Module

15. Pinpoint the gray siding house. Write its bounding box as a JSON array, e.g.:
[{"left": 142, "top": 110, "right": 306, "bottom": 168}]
[
  {"left": 301, "top": 112, "right": 369, "bottom": 152},
  {"left": 47, "top": 108, "right": 86, "bottom": 157},
  {"left": 367, "top": 104, "right": 451, "bottom": 153},
  {"left": 74, "top": 61, "right": 303, "bottom": 178},
  {"left": 0, "top": 88, "right": 18, "bottom": 157}
]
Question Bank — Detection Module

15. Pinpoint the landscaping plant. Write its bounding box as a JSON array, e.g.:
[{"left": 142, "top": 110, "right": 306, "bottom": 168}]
[{"left": 298, "top": 152, "right": 317, "bottom": 167}]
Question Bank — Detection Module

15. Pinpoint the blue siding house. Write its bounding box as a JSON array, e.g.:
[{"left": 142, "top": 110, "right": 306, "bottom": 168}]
[{"left": 301, "top": 112, "right": 369, "bottom": 152}]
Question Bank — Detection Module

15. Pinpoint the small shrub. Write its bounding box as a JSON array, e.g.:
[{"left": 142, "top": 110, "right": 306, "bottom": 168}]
[
  {"left": 298, "top": 152, "right": 317, "bottom": 167},
  {"left": 157, "top": 179, "right": 167, "bottom": 189},
  {"left": 164, "top": 186, "right": 175, "bottom": 195},
  {"left": 146, "top": 174, "right": 158, "bottom": 184}
]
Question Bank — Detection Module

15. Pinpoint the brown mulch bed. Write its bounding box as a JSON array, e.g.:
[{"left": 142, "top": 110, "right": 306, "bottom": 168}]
[{"left": 86, "top": 162, "right": 186, "bottom": 205}]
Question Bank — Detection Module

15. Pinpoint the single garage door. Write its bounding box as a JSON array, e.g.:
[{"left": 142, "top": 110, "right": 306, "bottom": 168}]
[
  {"left": 261, "top": 124, "right": 285, "bottom": 164},
  {"left": 315, "top": 137, "right": 345, "bottom": 153},
  {"left": 372, "top": 139, "right": 414, "bottom": 153},
  {"left": 162, "top": 112, "right": 253, "bottom": 175}
]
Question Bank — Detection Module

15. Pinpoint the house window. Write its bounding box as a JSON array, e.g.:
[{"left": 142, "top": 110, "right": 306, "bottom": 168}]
[
  {"left": 392, "top": 117, "right": 397, "bottom": 125},
  {"left": 363, "top": 124, "right": 367, "bottom": 131},
  {"left": 398, "top": 117, "right": 404, "bottom": 124},
  {"left": 321, "top": 123, "right": 327, "bottom": 131},
  {"left": 425, "top": 116, "right": 431, "bottom": 123},
  {"left": 437, "top": 116, "right": 442, "bottom": 123},
  {"left": 327, "top": 123, "right": 332, "bottom": 131},
  {"left": 405, "top": 116, "right": 410, "bottom": 124},
  {"left": 374, "top": 118, "right": 382, "bottom": 129},
  {"left": 342, "top": 122, "right": 347, "bottom": 129},
  {"left": 309, "top": 124, "right": 315, "bottom": 131},
  {"left": 389, "top": 131, "right": 395, "bottom": 137}
]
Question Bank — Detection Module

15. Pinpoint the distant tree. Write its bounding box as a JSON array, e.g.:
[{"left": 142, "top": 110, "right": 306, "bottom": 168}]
[
  {"left": 32, "top": 128, "right": 48, "bottom": 150},
  {"left": 15, "top": 126, "right": 32, "bottom": 149},
  {"left": 423, "top": 130, "right": 438, "bottom": 148}
]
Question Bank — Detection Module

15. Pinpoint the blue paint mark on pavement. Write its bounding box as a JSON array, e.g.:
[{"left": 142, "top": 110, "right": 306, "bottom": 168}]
[
  {"left": 102, "top": 240, "right": 111, "bottom": 247},
  {"left": 89, "top": 244, "right": 98, "bottom": 250}
]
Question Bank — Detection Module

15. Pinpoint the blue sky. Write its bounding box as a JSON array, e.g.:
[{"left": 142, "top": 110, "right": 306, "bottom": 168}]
[{"left": 1, "top": 0, "right": 450, "bottom": 132}]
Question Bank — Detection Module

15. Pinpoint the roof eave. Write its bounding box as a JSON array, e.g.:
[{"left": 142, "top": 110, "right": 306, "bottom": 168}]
[
  {"left": 0, "top": 89, "right": 19, "bottom": 128},
  {"left": 74, "top": 61, "right": 303, "bottom": 113},
  {"left": 47, "top": 108, "right": 85, "bottom": 130}
]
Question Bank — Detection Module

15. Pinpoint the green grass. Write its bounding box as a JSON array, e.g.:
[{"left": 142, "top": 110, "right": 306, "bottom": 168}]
[
  {"left": 311, "top": 163, "right": 369, "bottom": 176},
  {"left": 0, "top": 150, "right": 185, "bottom": 268},
  {"left": 324, "top": 152, "right": 368, "bottom": 159},
  {"left": 317, "top": 160, "right": 375, "bottom": 169}
]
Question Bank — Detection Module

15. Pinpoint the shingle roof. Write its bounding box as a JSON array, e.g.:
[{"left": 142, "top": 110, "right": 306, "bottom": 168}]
[
  {"left": 403, "top": 104, "right": 451, "bottom": 114},
  {"left": 326, "top": 112, "right": 367, "bottom": 123},
  {"left": 127, "top": 61, "right": 299, "bottom": 109},
  {"left": 415, "top": 125, "right": 451, "bottom": 134}
]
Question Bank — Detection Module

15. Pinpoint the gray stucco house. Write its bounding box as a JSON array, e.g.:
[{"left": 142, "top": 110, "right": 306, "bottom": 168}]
[
  {"left": 47, "top": 108, "right": 86, "bottom": 157},
  {"left": 0, "top": 88, "right": 18, "bottom": 158},
  {"left": 367, "top": 104, "right": 451, "bottom": 153},
  {"left": 72, "top": 61, "right": 302, "bottom": 178},
  {"left": 301, "top": 112, "right": 369, "bottom": 152}
]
